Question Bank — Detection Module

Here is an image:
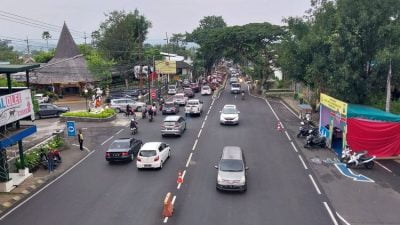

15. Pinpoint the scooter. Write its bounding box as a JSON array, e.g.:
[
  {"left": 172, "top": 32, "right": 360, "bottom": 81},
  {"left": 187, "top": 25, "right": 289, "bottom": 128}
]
[
  {"left": 131, "top": 126, "right": 138, "bottom": 135},
  {"left": 241, "top": 92, "right": 245, "bottom": 100},
  {"left": 346, "top": 151, "right": 375, "bottom": 169},
  {"left": 297, "top": 122, "right": 317, "bottom": 138},
  {"left": 340, "top": 146, "right": 352, "bottom": 163},
  {"left": 149, "top": 113, "right": 153, "bottom": 122},
  {"left": 304, "top": 134, "right": 326, "bottom": 149}
]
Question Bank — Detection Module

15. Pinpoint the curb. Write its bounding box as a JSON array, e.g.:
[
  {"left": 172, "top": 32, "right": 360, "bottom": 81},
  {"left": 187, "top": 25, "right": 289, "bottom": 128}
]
[{"left": 60, "top": 114, "right": 116, "bottom": 122}]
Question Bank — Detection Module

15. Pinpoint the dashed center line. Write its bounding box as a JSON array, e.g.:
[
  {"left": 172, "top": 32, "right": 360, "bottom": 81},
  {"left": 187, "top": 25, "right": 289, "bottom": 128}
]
[
  {"left": 201, "top": 121, "right": 205, "bottom": 129},
  {"left": 197, "top": 129, "right": 202, "bottom": 138},
  {"left": 186, "top": 153, "right": 193, "bottom": 167},
  {"left": 298, "top": 155, "right": 308, "bottom": 170},
  {"left": 309, "top": 174, "right": 322, "bottom": 195},
  {"left": 290, "top": 142, "right": 298, "bottom": 152},
  {"left": 101, "top": 136, "right": 114, "bottom": 146},
  {"left": 116, "top": 128, "right": 124, "bottom": 135},
  {"left": 204, "top": 115, "right": 208, "bottom": 121},
  {"left": 284, "top": 131, "right": 291, "bottom": 141},
  {"left": 323, "top": 202, "right": 339, "bottom": 225},
  {"left": 192, "top": 139, "right": 198, "bottom": 151},
  {"left": 265, "top": 99, "right": 280, "bottom": 121}
]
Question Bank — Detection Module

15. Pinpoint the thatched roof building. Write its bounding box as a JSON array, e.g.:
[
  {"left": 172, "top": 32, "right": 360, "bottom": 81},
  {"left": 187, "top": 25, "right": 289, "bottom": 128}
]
[{"left": 31, "top": 22, "right": 95, "bottom": 95}]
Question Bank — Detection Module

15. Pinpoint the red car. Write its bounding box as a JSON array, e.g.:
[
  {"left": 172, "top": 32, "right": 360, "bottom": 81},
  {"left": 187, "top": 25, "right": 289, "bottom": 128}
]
[{"left": 190, "top": 83, "right": 200, "bottom": 93}]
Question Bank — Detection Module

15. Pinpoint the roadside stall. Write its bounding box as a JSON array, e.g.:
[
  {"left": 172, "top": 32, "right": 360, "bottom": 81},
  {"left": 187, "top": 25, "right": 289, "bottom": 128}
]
[{"left": 319, "top": 93, "right": 400, "bottom": 158}]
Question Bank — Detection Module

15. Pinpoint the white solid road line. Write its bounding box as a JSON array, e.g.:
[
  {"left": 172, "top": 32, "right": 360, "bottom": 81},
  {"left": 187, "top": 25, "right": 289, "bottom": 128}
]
[
  {"left": 116, "top": 128, "right": 124, "bottom": 135},
  {"left": 192, "top": 139, "right": 198, "bottom": 151},
  {"left": 182, "top": 170, "right": 186, "bottom": 179},
  {"left": 375, "top": 161, "right": 393, "bottom": 173},
  {"left": 284, "top": 131, "right": 291, "bottom": 141},
  {"left": 336, "top": 212, "right": 351, "bottom": 225},
  {"left": 163, "top": 217, "right": 168, "bottom": 223},
  {"left": 204, "top": 115, "right": 208, "bottom": 121},
  {"left": 0, "top": 150, "right": 96, "bottom": 221},
  {"left": 186, "top": 153, "right": 193, "bottom": 167},
  {"left": 280, "top": 100, "right": 298, "bottom": 117},
  {"left": 172, "top": 195, "right": 177, "bottom": 205},
  {"left": 265, "top": 99, "right": 280, "bottom": 121},
  {"left": 177, "top": 183, "right": 181, "bottom": 189},
  {"left": 309, "top": 174, "right": 322, "bottom": 195},
  {"left": 198, "top": 129, "right": 202, "bottom": 138},
  {"left": 101, "top": 136, "right": 114, "bottom": 146},
  {"left": 290, "top": 142, "right": 299, "bottom": 153},
  {"left": 323, "top": 202, "right": 339, "bottom": 225},
  {"left": 298, "top": 155, "right": 308, "bottom": 170}
]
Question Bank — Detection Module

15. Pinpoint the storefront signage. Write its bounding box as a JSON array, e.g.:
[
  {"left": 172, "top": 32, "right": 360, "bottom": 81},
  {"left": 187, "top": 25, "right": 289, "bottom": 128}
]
[
  {"left": 155, "top": 60, "right": 176, "bottom": 74},
  {"left": 0, "top": 89, "right": 34, "bottom": 126},
  {"left": 320, "top": 93, "right": 347, "bottom": 116}
]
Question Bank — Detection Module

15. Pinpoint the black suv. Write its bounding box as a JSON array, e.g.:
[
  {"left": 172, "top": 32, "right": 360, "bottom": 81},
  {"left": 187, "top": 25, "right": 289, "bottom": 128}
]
[{"left": 105, "top": 138, "right": 143, "bottom": 162}]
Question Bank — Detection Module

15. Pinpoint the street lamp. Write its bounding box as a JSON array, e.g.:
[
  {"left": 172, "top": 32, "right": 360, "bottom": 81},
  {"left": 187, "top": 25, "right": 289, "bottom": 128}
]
[{"left": 84, "top": 88, "right": 88, "bottom": 112}]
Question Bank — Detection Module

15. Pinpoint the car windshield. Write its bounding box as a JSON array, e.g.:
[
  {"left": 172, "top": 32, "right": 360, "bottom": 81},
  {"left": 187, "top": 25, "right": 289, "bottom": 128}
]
[
  {"left": 109, "top": 141, "right": 129, "bottom": 149},
  {"left": 219, "top": 159, "right": 243, "bottom": 172},
  {"left": 139, "top": 150, "right": 157, "bottom": 157},
  {"left": 203, "top": 86, "right": 210, "bottom": 90},
  {"left": 232, "top": 83, "right": 240, "bottom": 88},
  {"left": 184, "top": 88, "right": 192, "bottom": 92},
  {"left": 164, "top": 103, "right": 175, "bottom": 108},
  {"left": 188, "top": 101, "right": 198, "bottom": 105},
  {"left": 222, "top": 108, "right": 237, "bottom": 114},
  {"left": 168, "top": 86, "right": 176, "bottom": 89}
]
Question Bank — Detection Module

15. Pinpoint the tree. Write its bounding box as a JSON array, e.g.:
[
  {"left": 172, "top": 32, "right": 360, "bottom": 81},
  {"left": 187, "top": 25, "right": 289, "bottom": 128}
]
[
  {"left": 42, "top": 31, "right": 52, "bottom": 51},
  {"left": 92, "top": 10, "right": 152, "bottom": 88},
  {"left": 33, "top": 49, "right": 55, "bottom": 63},
  {"left": 0, "top": 40, "right": 20, "bottom": 64}
]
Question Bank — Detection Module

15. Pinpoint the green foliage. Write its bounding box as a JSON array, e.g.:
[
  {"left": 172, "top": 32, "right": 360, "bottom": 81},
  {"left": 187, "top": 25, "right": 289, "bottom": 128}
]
[
  {"left": 15, "top": 135, "right": 64, "bottom": 170},
  {"left": 0, "top": 40, "right": 21, "bottom": 64},
  {"left": 33, "top": 49, "right": 55, "bottom": 63},
  {"left": 62, "top": 108, "right": 116, "bottom": 118},
  {"left": 0, "top": 78, "right": 25, "bottom": 87},
  {"left": 31, "top": 90, "right": 39, "bottom": 113}
]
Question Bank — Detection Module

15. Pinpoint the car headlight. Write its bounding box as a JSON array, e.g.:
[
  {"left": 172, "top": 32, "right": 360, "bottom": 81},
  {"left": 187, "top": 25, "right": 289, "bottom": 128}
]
[
  {"left": 239, "top": 176, "right": 246, "bottom": 185},
  {"left": 220, "top": 116, "right": 225, "bottom": 121},
  {"left": 217, "top": 175, "right": 223, "bottom": 184}
]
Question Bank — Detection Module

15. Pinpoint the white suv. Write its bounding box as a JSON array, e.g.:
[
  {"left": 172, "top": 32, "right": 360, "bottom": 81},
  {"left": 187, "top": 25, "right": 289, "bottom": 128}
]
[
  {"left": 230, "top": 83, "right": 241, "bottom": 94},
  {"left": 201, "top": 85, "right": 212, "bottom": 95},
  {"left": 220, "top": 104, "right": 240, "bottom": 125},
  {"left": 168, "top": 85, "right": 177, "bottom": 95}
]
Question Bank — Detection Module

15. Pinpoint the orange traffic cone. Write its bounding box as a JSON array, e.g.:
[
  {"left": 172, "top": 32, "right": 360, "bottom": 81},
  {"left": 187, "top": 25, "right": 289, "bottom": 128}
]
[
  {"left": 177, "top": 171, "right": 183, "bottom": 184},
  {"left": 276, "top": 122, "right": 282, "bottom": 131}
]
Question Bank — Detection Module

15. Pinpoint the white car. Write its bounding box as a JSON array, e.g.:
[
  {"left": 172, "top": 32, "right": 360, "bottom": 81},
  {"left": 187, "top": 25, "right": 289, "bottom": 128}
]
[
  {"left": 168, "top": 85, "right": 177, "bottom": 95},
  {"left": 229, "top": 77, "right": 238, "bottom": 84},
  {"left": 110, "top": 98, "right": 146, "bottom": 113},
  {"left": 173, "top": 93, "right": 188, "bottom": 106},
  {"left": 201, "top": 85, "right": 212, "bottom": 95},
  {"left": 220, "top": 104, "right": 240, "bottom": 125},
  {"left": 35, "top": 93, "right": 49, "bottom": 103},
  {"left": 136, "top": 142, "right": 171, "bottom": 169},
  {"left": 230, "top": 83, "right": 241, "bottom": 94},
  {"left": 185, "top": 99, "right": 203, "bottom": 116}
]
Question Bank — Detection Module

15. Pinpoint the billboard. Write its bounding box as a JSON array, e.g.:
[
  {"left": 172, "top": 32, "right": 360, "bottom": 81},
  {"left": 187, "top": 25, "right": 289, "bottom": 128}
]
[
  {"left": 0, "top": 89, "right": 34, "bottom": 126},
  {"left": 320, "top": 93, "right": 347, "bottom": 116},
  {"left": 155, "top": 60, "right": 176, "bottom": 74}
]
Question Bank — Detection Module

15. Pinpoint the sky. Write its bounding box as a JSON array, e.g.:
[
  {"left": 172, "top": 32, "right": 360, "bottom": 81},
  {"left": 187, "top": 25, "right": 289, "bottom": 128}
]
[{"left": 0, "top": 0, "right": 311, "bottom": 51}]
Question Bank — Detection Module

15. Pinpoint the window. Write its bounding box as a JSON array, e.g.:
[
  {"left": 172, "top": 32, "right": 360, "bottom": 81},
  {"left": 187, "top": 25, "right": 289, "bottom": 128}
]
[
  {"left": 39, "top": 105, "right": 47, "bottom": 109},
  {"left": 139, "top": 150, "right": 157, "bottom": 157},
  {"left": 219, "top": 159, "right": 244, "bottom": 172}
]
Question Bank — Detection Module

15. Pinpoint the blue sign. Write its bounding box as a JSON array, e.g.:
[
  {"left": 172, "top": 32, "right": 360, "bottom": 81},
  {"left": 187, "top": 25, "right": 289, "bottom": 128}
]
[
  {"left": 66, "top": 121, "right": 76, "bottom": 137},
  {"left": 334, "top": 163, "right": 374, "bottom": 182}
]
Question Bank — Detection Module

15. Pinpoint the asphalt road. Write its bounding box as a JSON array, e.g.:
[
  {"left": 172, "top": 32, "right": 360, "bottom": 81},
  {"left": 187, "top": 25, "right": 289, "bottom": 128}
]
[
  {"left": 0, "top": 85, "right": 338, "bottom": 225},
  {"left": 0, "top": 92, "right": 213, "bottom": 225},
  {"left": 167, "top": 85, "right": 336, "bottom": 225}
]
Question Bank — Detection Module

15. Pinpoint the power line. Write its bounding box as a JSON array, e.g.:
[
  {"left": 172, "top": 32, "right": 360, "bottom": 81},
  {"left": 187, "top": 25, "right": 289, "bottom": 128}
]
[{"left": 0, "top": 10, "right": 85, "bottom": 35}]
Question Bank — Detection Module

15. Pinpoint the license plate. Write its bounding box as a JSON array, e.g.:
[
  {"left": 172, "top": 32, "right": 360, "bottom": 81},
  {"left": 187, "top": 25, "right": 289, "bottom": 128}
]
[
  {"left": 113, "top": 153, "right": 119, "bottom": 157},
  {"left": 144, "top": 164, "right": 152, "bottom": 168},
  {"left": 167, "top": 128, "right": 172, "bottom": 130}
]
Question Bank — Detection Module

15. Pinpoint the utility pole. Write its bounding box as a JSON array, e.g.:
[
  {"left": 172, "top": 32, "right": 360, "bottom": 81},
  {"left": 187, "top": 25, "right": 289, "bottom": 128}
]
[
  {"left": 386, "top": 58, "right": 392, "bottom": 112},
  {"left": 84, "top": 32, "right": 87, "bottom": 45},
  {"left": 164, "top": 32, "right": 170, "bottom": 87},
  {"left": 25, "top": 36, "right": 30, "bottom": 55}
]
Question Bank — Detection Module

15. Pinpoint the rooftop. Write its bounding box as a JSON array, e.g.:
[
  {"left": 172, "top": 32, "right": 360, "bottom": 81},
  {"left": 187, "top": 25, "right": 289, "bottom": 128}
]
[{"left": 0, "top": 64, "right": 40, "bottom": 74}]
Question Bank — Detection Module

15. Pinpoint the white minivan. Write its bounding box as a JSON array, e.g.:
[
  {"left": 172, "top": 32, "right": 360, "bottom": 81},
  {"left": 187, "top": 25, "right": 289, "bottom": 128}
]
[
  {"left": 136, "top": 142, "right": 171, "bottom": 169},
  {"left": 168, "top": 85, "right": 177, "bottom": 95}
]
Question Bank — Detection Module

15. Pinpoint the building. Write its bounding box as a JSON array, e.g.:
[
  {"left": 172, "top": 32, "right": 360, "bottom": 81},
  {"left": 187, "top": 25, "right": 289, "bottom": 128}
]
[{"left": 31, "top": 23, "right": 95, "bottom": 95}]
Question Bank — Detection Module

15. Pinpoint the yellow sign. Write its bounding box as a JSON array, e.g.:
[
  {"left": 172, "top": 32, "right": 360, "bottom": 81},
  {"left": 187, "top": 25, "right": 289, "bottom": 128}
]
[
  {"left": 155, "top": 60, "right": 176, "bottom": 74},
  {"left": 320, "top": 93, "right": 347, "bottom": 115}
]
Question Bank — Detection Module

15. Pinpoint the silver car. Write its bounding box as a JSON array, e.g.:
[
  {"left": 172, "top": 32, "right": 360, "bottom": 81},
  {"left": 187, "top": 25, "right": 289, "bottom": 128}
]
[
  {"left": 161, "top": 116, "right": 186, "bottom": 137},
  {"left": 215, "top": 146, "right": 248, "bottom": 192},
  {"left": 110, "top": 98, "right": 146, "bottom": 113}
]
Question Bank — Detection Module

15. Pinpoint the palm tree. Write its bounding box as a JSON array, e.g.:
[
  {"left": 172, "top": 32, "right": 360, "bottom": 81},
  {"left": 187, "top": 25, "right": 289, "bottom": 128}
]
[{"left": 42, "top": 31, "right": 52, "bottom": 51}]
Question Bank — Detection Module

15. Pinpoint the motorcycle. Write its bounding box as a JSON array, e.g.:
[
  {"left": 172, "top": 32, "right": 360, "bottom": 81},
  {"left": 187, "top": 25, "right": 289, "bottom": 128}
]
[
  {"left": 149, "top": 112, "right": 154, "bottom": 122},
  {"left": 340, "top": 146, "right": 352, "bottom": 163},
  {"left": 304, "top": 134, "right": 326, "bottom": 149},
  {"left": 297, "top": 121, "right": 317, "bottom": 138},
  {"left": 131, "top": 126, "right": 138, "bottom": 135},
  {"left": 346, "top": 151, "right": 375, "bottom": 169},
  {"left": 40, "top": 150, "right": 62, "bottom": 169},
  {"left": 241, "top": 92, "right": 245, "bottom": 100}
]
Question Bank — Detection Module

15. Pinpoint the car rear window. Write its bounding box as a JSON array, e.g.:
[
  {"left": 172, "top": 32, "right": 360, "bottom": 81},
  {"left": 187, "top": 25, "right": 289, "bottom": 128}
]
[
  {"left": 219, "top": 159, "right": 244, "bottom": 172},
  {"left": 187, "top": 101, "right": 198, "bottom": 105},
  {"left": 110, "top": 141, "right": 130, "bottom": 149},
  {"left": 164, "top": 121, "right": 177, "bottom": 126},
  {"left": 139, "top": 150, "right": 157, "bottom": 157},
  {"left": 232, "top": 83, "right": 240, "bottom": 88},
  {"left": 203, "top": 86, "right": 210, "bottom": 90},
  {"left": 164, "top": 103, "right": 175, "bottom": 108}
]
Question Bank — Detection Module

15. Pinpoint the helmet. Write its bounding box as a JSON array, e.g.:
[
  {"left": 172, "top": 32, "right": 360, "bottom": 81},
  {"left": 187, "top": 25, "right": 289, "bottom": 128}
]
[{"left": 131, "top": 118, "right": 135, "bottom": 122}]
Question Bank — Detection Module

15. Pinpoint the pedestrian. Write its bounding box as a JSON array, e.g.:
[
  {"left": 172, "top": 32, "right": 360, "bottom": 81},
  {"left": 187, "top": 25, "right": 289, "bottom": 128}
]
[
  {"left": 152, "top": 103, "right": 157, "bottom": 116},
  {"left": 142, "top": 106, "right": 147, "bottom": 119},
  {"left": 126, "top": 104, "right": 131, "bottom": 117},
  {"left": 47, "top": 150, "right": 55, "bottom": 173},
  {"left": 148, "top": 106, "right": 154, "bottom": 121},
  {"left": 78, "top": 129, "right": 84, "bottom": 151}
]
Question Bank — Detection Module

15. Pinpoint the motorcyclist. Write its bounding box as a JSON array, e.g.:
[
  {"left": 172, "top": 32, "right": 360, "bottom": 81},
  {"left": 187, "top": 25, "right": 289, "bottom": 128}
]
[
  {"left": 241, "top": 90, "right": 245, "bottom": 100},
  {"left": 130, "top": 118, "right": 138, "bottom": 131}
]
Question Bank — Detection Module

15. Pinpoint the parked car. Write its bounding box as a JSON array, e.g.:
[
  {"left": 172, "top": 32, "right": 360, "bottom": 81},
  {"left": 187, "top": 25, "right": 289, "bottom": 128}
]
[
  {"left": 184, "top": 88, "right": 195, "bottom": 98},
  {"left": 162, "top": 102, "right": 180, "bottom": 115},
  {"left": 110, "top": 98, "right": 146, "bottom": 113},
  {"left": 173, "top": 93, "right": 187, "bottom": 106},
  {"left": 201, "top": 85, "right": 212, "bottom": 95},
  {"left": 105, "top": 138, "right": 143, "bottom": 163},
  {"left": 35, "top": 93, "right": 49, "bottom": 103},
  {"left": 168, "top": 85, "right": 177, "bottom": 95},
  {"left": 215, "top": 146, "right": 248, "bottom": 192},
  {"left": 190, "top": 83, "right": 200, "bottom": 93},
  {"left": 230, "top": 82, "right": 241, "bottom": 94},
  {"left": 220, "top": 104, "right": 240, "bottom": 125},
  {"left": 38, "top": 103, "right": 69, "bottom": 119},
  {"left": 161, "top": 116, "right": 187, "bottom": 137},
  {"left": 136, "top": 142, "right": 171, "bottom": 169}
]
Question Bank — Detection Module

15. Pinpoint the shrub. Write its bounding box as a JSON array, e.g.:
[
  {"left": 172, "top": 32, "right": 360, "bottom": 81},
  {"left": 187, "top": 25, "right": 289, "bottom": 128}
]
[{"left": 62, "top": 108, "right": 116, "bottom": 118}]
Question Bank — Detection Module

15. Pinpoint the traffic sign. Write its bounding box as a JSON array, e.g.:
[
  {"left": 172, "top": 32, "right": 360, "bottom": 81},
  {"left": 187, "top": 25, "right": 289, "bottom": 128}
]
[
  {"left": 151, "top": 89, "right": 157, "bottom": 99},
  {"left": 66, "top": 121, "right": 76, "bottom": 137}
]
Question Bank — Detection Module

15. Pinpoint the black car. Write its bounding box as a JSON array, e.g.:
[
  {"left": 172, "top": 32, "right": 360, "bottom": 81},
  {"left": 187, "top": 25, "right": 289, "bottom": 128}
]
[
  {"left": 38, "top": 103, "right": 69, "bottom": 119},
  {"left": 162, "top": 102, "right": 180, "bottom": 115},
  {"left": 184, "top": 88, "right": 194, "bottom": 98},
  {"left": 105, "top": 138, "right": 143, "bottom": 162}
]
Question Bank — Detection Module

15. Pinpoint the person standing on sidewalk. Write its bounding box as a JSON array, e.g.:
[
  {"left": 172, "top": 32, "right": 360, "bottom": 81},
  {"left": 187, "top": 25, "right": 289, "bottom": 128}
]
[
  {"left": 78, "top": 129, "right": 84, "bottom": 151},
  {"left": 47, "top": 150, "right": 55, "bottom": 173}
]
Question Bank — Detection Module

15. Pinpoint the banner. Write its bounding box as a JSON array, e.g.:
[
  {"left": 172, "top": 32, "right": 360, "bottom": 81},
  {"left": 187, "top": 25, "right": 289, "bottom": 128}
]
[
  {"left": 320, "top": 93, "right": 347, "bottom": 116},
  {"left": 155, "top": 60, "right": 176, "bottom": 74},
  {"left": 0, "top": 89, "right": 34, "bottom": 126}
]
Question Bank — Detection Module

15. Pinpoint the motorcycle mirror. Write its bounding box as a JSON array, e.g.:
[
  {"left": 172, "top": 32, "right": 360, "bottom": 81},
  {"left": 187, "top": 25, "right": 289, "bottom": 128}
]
[
  {"left": 214, "top": 165, "right": 219, "bottom": 169},
  {"left": 300, "top": 121, "right": 305, "bottom": 125}
]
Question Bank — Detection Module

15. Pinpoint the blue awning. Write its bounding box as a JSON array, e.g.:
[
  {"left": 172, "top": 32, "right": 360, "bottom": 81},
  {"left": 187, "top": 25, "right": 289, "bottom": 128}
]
[{"left": 0, "top": 125, "right": 37, "bottom": 149}]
